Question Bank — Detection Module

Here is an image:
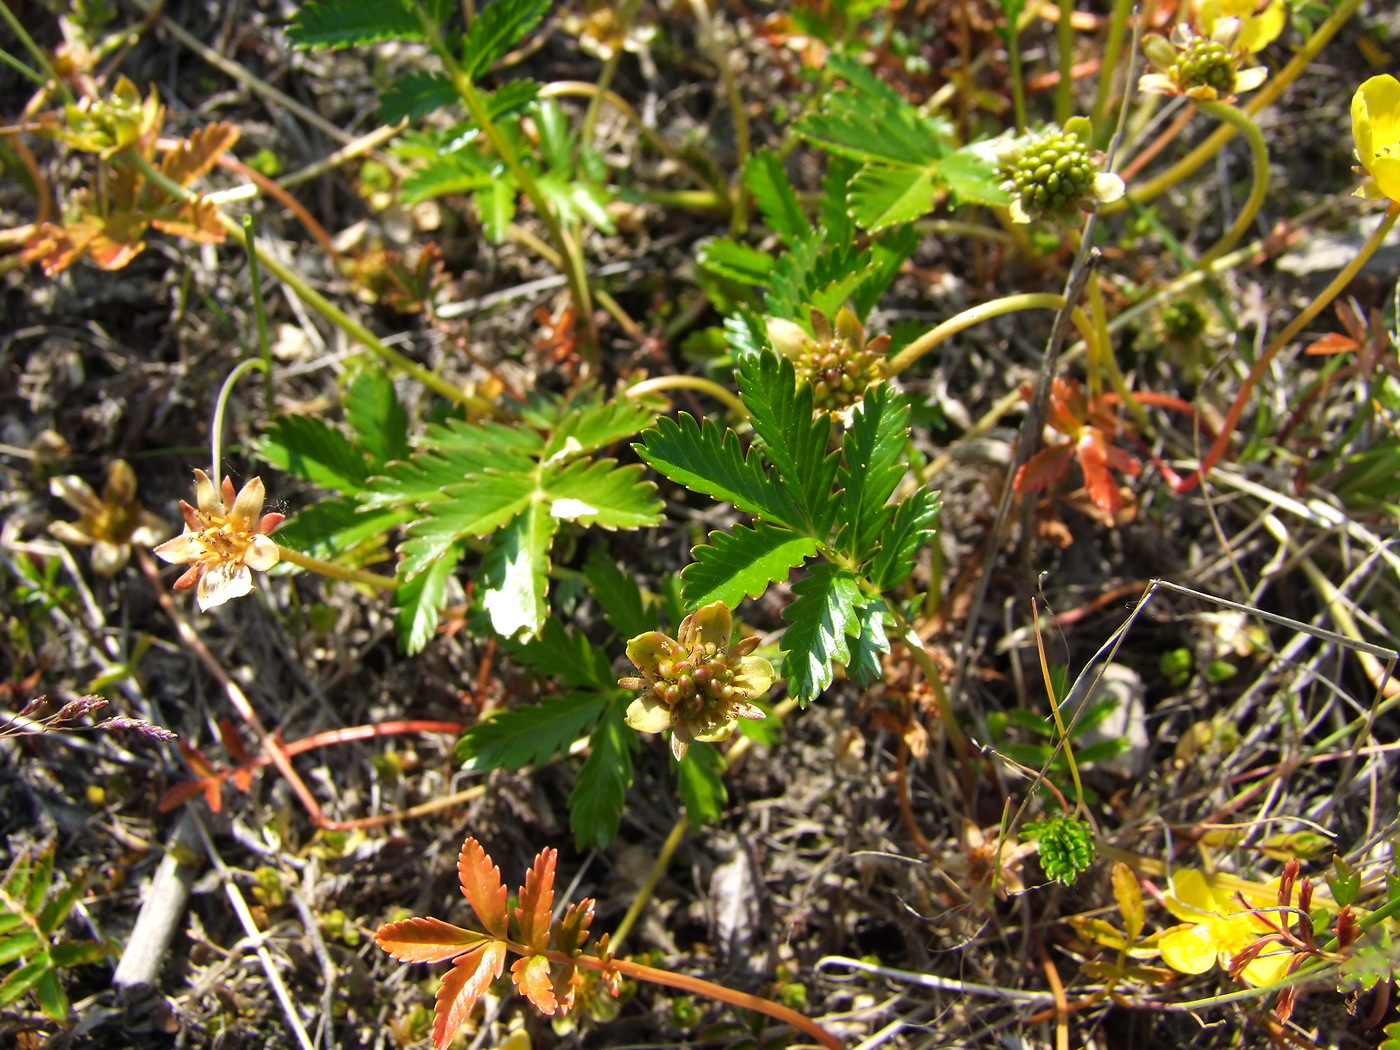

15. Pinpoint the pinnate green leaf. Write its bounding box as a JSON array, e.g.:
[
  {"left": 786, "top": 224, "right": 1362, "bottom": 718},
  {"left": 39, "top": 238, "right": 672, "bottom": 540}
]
[
  {"left": 506, "top": 618, "right": 614, "bottom": 689},
  {"left": 847, "top": 166, "right": 937, "bottom": 232},
  {"left": 940, "top": 145, "right": 1010, "bottom": 206},
  {"left": 544, "top": 460, "right": 661, "bottom": 530},
  {"left": 838, "top": 384, "right": 909, "bottom": 558},
  {"left": 698, "top": 238, "right": 777, "bottom": 286},
  {"left": 570, "top": 702, "right": 636, "bottom": 849},
  {"left": 33, "top": 968, "right": 67, "bottom": 1021},
  {"left": 455, "top": 691, "right": 608, "bottom": 771},
  {"left": 400, "top": 147, "right": 498, "bottom": 205},
  {"left": 782, "top": 564, "right": 863, "bottom": 701},
  {"left": 869, "top": 488, "right": 940, "bottom": 590},
  {"left": 378, "top": 70, "right": 456, "bottom": 123},
  {"left": 0, "top": 955, "right": 50, "bottom": 1007},
  {"left": 745, "top": 149, "right": 807, "bottom": 243},
  {"left": 287, "top": 0, "right": 426, "bottom": 49},
  {"left": 584, "top": 549, "right": 651, "bottom": 640},
  {"left": 545, "top": 395, "right": 655, "bottom": 457},
  {"left": 393, "top": 541, "right": 463, "bottom": 654},
  {"left": 460, "top": 0, "right": 553, "bottom": 83},
  {"left": 480, "top": 503, "right": 554, "bottom": 638},
  {"left": 681, "top": 522, "right": 816, "bottom": 609},
  {"left": 0, "top": 930, "right": 39, "bottom": 967},
  {"left": 736, "top": 352, "right": 838, "bottom": 535},
  {"left": 399, "top": 474, "right": 537, "bottom": 579},
  {"left": 847, "top": 599, "right": 890, "bottom": 686},
  {"left": 636, "top": 414, "right": 804, "bottom": 529},
  {"left": 346, "top": 367, "right": 410, "bottom": 466},
  {"left": 255, "top": 415, "right": 369, "bottom": 491}
]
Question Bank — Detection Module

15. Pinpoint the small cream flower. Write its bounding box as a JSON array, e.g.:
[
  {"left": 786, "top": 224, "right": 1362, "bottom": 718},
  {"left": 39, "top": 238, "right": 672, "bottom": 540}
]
[
  {"left": 49, "top": 460, "right": 168, "bottom": 576},
  {"left": 1139, "top": 19, "right": 1268, "bottom": 101},
  {"left": 620, "top": 602, "right": 773, "bottom": 760},
  {"left": 154, "top": 470, "right": 284, "bottom": 610}
]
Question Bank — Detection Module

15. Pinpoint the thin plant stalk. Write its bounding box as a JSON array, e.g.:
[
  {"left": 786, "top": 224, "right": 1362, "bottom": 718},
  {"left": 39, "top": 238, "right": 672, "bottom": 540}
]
[
  {"left": 623, "top": 374, "right": 748, "bottom": 417},
  {"left": 885, "top": 293, "right": 1099, "bottom": 377},
  {"left": 241, "top": 216, "right": 275, "bottom": 408},
  {"left": 1088, "top": 0, "right": 1133, "bottom": 145},
  {"left": 275, "top": 546, "right": 397, "bottom": 591},
  {"left": 1054, "top": 0, "right": 1075, "bottom": 126},
  {"left": 1195, "top": 101, "right": 1270, "bottom": 269},
  {"left": 689, "top": 0, "right": 749, "bottom": 234},
  {"left": 209, "top": 358, "right": 267, "bottom": 484},
  {"left": 0, "top": 0, "right": 72, "bottom": 105}
]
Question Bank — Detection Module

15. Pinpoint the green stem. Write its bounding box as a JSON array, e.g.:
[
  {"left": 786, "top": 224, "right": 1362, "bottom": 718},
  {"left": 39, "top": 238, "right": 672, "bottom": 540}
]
[
  {"left": 623, "top": 375, "right": 747, "bottom": 417},
  {"left": 689, "top": 0, "right": 749, "bottom": 234},
  {"left": 1180, "top": 200, "right": 1400, "bottom": 491},
  {"left": 1054, "top": 0, "right": 1074, "bottom": 126},
  {"left": 1005, "top": 13, "right": 1027, "bottom": 133},
  {"left": 0, "top": 0, "right": 72, "bottom": 105},
  {"left": 210, "top": 359, "right": 268, "bottom": 482},
  {"left": 610, "top": 818, "right": 687, "bottom": 951},
  {"left": 1112, "top": 0, "right": 1363, "bottom": 211},
  {"left": 417, "top": 3, "right": 599, "bottom": 360},
  {"left": 125, "top": 148, "right": 487, "bottom": 410},
  {"left": 276, "top": 546, "right": 397, "bottom": 591},
  {"left": 885, "top": 293, "right": 1099, "bottom": 377},
  {"left": 1088, "top": 0, "right": 1132, "bottom": 145},
  {"left": 241, "top": 216, "right": 275, "bottom": 409},
  {"left": 1195, "top": 101, "right": 1270, "bottom": 269}
]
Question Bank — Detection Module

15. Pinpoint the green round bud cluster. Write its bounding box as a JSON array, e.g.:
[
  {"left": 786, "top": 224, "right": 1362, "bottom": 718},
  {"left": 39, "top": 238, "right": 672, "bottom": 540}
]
[
  {"left": 654, "top": 640, "right": 741, "bottom": 716},
  {"left": 1160, "top": 299, "right": 1208, "bottom": 342},
  {"left": 1003, "top": 126, "right": 1098, "bottom": 217},
  {"left": 794, "top": 337, "right": 887, "bottom": 413},
  {"left": 1171, "top": 35, "right": 1236, "bottom": 95}
]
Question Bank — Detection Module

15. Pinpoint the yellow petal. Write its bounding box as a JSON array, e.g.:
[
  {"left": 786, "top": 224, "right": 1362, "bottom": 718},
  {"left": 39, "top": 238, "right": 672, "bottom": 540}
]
[
  {"left": 1239, "top": 949, "right": 1292, "bottom": 987},
  {"left": 49, "top": 474, "right": 101, "bottom": 514},
  {"left": 626, "top": 631, "right": 675, "bottom": 674},
  {"left": 1371, "top": 155, "right": 1400, "bottom": 202},
  {"left": 737, "top": 655, "right": 774, "bottom": 698},
  {"left": 1159, "top": 923, "right": 1219, "bottom": 974},
  {"left": 230, "top": 476, "right": 268, "bottom": 525},
  {"left": 1164, "top": 869, "right": 1216, "bottom": 922},
  {"left": 1238, "top": 0, "right": 1285, "bottom": 53},
  {"left": 192, "top": 469, "right": 221, "bottom": 515},
  {"left": 687, "top": 601, "right": 733, "bottom": 648},
  {"left": 625, "top": 697, "right": 673, "bottom": 734}
]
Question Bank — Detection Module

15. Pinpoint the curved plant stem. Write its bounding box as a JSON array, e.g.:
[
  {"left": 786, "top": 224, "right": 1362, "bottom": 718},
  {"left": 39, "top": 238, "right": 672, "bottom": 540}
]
[
  {"left": 885, "top": 293, "right": 1099, "bottom": 378},
  {"left": 623, "top": 374, "right": 747, "bottom": 417},
  {"left": 1110, "top": 0, "right": 1364, "bottom": 211},
  {"left": 242, "top": 216, "right": 275, "bottom": 408},
  {"left": 1195, "top": 101, "right": 1270, "bottom": 269},
  {"left": 516, "top": 942, "right": 845, "bottom": 1049},
  {"left": 209, "top": 358, "right": 267, "bottom": 483},
  {"left": 275, "top": 546, "right": 397, "bottom": 591},
  {"left": 1176, "top": 200, "right": 1400, "bottom": 492}
]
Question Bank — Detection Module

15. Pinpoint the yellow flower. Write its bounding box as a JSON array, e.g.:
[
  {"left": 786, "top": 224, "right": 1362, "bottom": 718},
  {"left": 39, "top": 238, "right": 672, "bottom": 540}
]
[
  {"left": 48, "top": 459, "right": 169, "bottom": 575},
  {"left": 619, "top": 602, "right": 773, "bottom": 761},
  {"left": 1192, "top": 0, "right": 1285, "bottom": 54},
  {"left": 1158, "top": 869, "right": 1292, "bottom": 986},
  {"left": 1352, "top": 74, "right": 1400, "bottom": 203},
  {"left": 153, "top": 470, "right": 284, "bottom": 610}
]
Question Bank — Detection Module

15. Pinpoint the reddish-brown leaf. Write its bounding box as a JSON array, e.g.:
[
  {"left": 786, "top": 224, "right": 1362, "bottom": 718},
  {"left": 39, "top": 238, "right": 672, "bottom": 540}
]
[
  {"left": 1013, "top": 444, "right": 1073, "bottom": 495},
  {"left": 515, "top": 848, "right": 556, "bottom": 953},
  {"left": 160, "top": 122, "right": 240, "bottom": 186},
  {"left": 219, "top": 719, "right": 252, "bottom": 766},
  {"left": 1076, "top": 430, "right": 1122, "bottom": 513},
  {"left": 554, "top": 899, "right": 594, "bottom": 954},
  {"left": 510, "top": 953, "right": 558, "bottom": 1015},
  {"left": 156, "top": 777, "right": 214, "bottom": 813},
  {"left": 375, "top": 916, "right": 490, "bottom": 963},
  {"left": 458, "top": 838, "right": 508, "bottom": 939},
  {"left": 1303, "top": 332, "right": 1360, "bottom": 356},
  {"left": 151, "top": 197, "right": 225, "bottom": 243},
  {"left": 179, "top": 741, "right": 219, "bottom": 778},
  {"left": 433, "top": 941, "right": 507, "bottom": 1050}
]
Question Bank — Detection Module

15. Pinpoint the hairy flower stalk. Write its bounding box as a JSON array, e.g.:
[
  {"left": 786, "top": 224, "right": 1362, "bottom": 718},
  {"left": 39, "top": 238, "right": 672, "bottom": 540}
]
[
  {"left": 620, "top": 602, "right": 773, "bottom": 760},
  {"left": 154, "top": 470, "right": 284, "bottom": 611}
]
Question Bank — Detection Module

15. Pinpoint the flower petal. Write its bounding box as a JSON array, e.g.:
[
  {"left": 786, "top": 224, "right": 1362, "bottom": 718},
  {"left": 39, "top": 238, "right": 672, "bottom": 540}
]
[
  {"left": 244, "top": 534, "right": 281, "bottom": 572},
  {"left": 625, "top": 697, "right": 674, "bottom": 734},
  {"left": 48, "top": 521, "right": 96, "bottom": 545},
  {"left": 1159, "top": 923, "right": 1219, "bottom": 974},
  {"left": 49, "top": 474, "right": 100, "bottom": 514},
  {"left": 687, "top": 602, "right": 733, "bottom": 648},
  {"left": 626, "top": 632, "right": 675, "bottom": 675},
  {"left": 1092, "top": 173, "right": 1125, "bottom": 205},
  {"left": 192, "top": 469, "right": 221, "bottom": 515},
  {"left": 153, "top": 532, "right": 201, "bottom": 564},
  {"left": 91, "top": 541, "right": 130, "bottom": 577},
  {"left": 736, "top": 656, "right": 774, "bottom": 698},
  {"left": 197, "top": 562, "right": 254, "bottom": 611},
  {"left": 1164, "top": 868, "right": 1216, "bottom": 922},
  {"left": 230, "top": 476, "right": 268, "bottom": 525}
]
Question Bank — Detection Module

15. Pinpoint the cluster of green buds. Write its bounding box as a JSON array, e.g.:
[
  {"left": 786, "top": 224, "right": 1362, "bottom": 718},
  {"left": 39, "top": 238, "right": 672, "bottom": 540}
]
[
  {"left": 1139, "top": 19, "right": 1267, "bottom": 102},
  {"left": 765, "top": 306, "right": 891, "bottom": 417},
  {"left": 620, "top": 602, "right": 773, "bottom": 761},
  {"left": 997, "top": 117, "right": 1124, "bottom": 225}
]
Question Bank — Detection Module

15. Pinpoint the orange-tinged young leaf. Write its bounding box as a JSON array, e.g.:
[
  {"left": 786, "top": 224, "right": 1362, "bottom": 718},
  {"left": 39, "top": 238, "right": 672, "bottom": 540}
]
[
  {"left": 152, "top": 197, "right": 226, "bottom": 243},
  {"left": 219, "top": 719, "right": 252, "bottom": 766},
  {"left": 1111, "top": 862, "right": 1145, "bottom": 943},
  {"left": 554, "top": 898, "right": 594, "bottom": 954},
  {"left": 511, "top": 953, "right": 558, "bottom": 1015},
  {"left": 1014, "top": 443, "right": 1073, "bottom": 494},
  {"left": 161, "top": 123, "right": 240, "bottom": 186},
  {"left": 179, "top": 741, "right": 219, "bottom": 779},
  {"left": 458, "top": 838, "right": 508, "bottom": 939},
  {"left": 1304, "top": 333, "right": 1361, "bottom": 356},
  {"left": 433, "top": 941, "right": 508, "bottom": 1050},
  {"left": 1077, "top": 430, "right": 1122, "bottom": 513},
  {"left": 516, "top": 848, "right": 557, "bottom": 952},
  {"left": 156, "top": 777, "right": 214, "bottom": 813},
  {"left": 551, "top": 959, "right": 582, "bottom": 1014},
  {"left": 375, "top": 916, "right": 490, "bottom": 963}
]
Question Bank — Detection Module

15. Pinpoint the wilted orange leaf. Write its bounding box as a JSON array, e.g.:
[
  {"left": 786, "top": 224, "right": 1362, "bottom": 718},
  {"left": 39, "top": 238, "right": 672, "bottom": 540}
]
[
  {"left": 458, "top": 838, "right": 508, "bottom": 939},
  {"left": 375, "top": 916, "right": 489, "bottom": 963},
  {"left": 161, "top": 122, "right": 240, "bottom": 186}
]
